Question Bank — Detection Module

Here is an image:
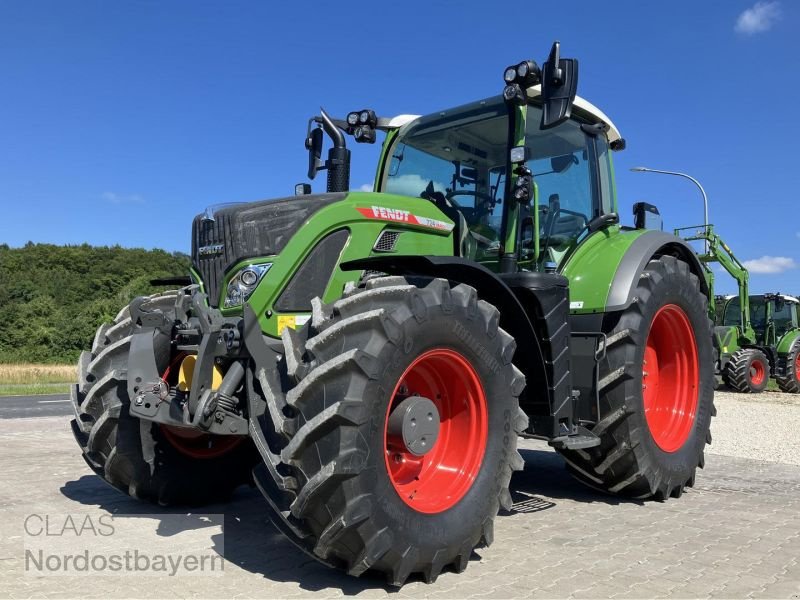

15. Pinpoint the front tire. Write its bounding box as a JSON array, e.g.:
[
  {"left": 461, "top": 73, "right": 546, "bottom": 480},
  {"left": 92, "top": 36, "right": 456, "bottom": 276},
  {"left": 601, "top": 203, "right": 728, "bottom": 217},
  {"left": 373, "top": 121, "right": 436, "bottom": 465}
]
[
  {"left": 776, "top": 342, "right": 800, "bottom": 393},
  {"left": 271, "top": 277, "right": 527, "bottom": 585},
  {"left": 70, "top": 292, "right": 257, "bottom": 505},
  {"left": 558, "top": 256, "right": 715, "bottom": 500},
  {"left": 724, "top": 348, "right": 770, "bottom": 393}
]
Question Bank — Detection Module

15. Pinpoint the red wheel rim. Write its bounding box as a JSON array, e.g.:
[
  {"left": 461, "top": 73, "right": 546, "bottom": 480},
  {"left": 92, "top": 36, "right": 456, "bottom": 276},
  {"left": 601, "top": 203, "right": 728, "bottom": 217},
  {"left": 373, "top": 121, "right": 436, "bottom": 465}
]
[
  {"left": 160, "top": 425, "right": 242, "bottom": 459},
  {"left": 158, "top": 354, "right": 243, "bottom": 460},
  {"left": 795, "top": 354, "right": 800, "bottom": 379},
  {"left": 750, "top": 359, "right": 766, "bottom": 386},
  {"left": 384, "top": 349, "right": 488, "bottom": 514},
  {"left": 642, "top": 305, "right": 699, "bottom": 453}
]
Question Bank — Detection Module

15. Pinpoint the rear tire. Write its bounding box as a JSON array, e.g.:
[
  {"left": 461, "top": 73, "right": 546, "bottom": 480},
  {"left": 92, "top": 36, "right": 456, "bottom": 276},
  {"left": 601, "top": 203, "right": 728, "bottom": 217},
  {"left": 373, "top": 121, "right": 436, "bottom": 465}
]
[
  {"left": 270, "top": 277, "right": 527, "bottom": 585},
  {"left": 558, "top": 256, "right": 715, "bottom": 500},
  {"left": 723, "top": 348, "right": 770, "bottom": 393},
  {"left": 70, "top": 292, "right": 257, "bottom": 505},
  {"left": 776, "top": 342, "right": 800, "bottom": 393}
]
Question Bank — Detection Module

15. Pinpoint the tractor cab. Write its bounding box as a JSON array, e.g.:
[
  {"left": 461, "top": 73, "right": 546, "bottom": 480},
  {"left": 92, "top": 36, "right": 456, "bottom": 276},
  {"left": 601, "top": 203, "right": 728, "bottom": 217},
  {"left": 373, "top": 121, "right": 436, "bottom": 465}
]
[
  {"left": 302, "top": 41, "right": 624, "bottom": 278},
  {"left": 722, "top": 293, "right": 800, "bottom": 347},
  {"left": 378, "top": 93, "right": 623, "bottom": 272}
]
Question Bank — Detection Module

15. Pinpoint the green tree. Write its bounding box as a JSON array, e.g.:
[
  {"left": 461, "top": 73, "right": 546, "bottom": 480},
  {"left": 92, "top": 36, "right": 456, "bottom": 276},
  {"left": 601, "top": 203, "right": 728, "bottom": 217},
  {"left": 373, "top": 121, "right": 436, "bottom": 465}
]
[{"left": 0, "top": 244, "right": 189, "bottom": 363}]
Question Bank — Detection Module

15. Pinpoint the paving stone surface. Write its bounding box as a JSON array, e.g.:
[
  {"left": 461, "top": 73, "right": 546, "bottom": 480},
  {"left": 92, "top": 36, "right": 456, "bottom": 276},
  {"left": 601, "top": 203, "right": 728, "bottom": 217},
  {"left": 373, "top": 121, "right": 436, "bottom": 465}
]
[{"left": 1, "top": 415, "right": 799, "bottom": 599}]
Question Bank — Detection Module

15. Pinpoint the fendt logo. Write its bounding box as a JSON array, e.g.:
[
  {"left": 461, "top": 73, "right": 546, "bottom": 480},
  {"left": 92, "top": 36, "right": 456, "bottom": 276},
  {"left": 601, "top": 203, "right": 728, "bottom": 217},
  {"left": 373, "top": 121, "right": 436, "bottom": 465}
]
[
  {"left": 356, "top": 206, "right": 454, "bottom": 232},
  {"left": 198, "top": 244, "right": 224, "bottom": 259},
  {"left": 365, "top": 206, "right": 411, "bottom": 222}
]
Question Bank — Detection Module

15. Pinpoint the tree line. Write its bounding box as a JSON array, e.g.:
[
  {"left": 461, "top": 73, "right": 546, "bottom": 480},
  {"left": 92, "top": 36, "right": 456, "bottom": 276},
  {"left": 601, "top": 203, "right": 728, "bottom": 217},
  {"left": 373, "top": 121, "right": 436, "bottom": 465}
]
[{"left": 0, "top": 243, "right": 189, "bottom": 364}]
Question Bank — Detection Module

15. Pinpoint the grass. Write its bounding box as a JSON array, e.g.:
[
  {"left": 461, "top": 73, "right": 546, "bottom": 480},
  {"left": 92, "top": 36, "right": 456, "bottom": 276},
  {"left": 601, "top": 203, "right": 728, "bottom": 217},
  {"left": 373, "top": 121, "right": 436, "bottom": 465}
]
[{"left": 0, "top": 363, "right": 75, "bottom": 397}]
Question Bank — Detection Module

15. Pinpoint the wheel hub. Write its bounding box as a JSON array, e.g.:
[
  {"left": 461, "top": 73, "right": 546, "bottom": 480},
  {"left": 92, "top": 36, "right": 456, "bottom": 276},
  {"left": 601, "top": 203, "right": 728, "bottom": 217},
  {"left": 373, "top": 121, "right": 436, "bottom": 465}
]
[
  {"left": 384, "top": 348, "right": 488, "bottom": 514},
  {"left": 387, "top": 396, "right": 440, "bottom": 457}
]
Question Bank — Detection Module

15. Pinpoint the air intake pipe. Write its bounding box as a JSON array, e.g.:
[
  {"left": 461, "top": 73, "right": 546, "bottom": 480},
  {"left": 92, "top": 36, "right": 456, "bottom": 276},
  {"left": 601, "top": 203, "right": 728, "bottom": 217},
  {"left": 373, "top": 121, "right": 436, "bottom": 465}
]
[{"left": 319, "top": 108, "right": 351, "bottom": 193}]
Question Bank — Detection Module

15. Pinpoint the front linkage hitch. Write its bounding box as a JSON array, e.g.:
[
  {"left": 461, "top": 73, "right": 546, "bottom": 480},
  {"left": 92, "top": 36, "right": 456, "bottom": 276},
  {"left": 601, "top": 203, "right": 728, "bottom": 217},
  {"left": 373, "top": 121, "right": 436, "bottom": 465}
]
[
  {"left": 125, "top": 287, "right": 328, "bottom": 562},
  {"left": 127, "top": 288, "right": 250, "bottom": 437}
]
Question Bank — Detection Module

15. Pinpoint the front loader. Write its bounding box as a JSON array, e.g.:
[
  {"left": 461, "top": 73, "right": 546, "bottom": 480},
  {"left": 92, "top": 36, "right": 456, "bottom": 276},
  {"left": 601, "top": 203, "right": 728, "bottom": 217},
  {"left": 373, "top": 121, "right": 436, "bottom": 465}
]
[
  {"left": 678, "top": 224, "right": 800, "bottom": 393},
  {"left": 71, "top": 42, "right": 716, "bottom": 585}
]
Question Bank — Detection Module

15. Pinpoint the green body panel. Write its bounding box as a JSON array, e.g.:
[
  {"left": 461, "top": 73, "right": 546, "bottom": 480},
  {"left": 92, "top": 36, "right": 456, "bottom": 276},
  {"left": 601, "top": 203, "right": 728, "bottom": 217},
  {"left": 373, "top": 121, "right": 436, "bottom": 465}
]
[
  {"left": 223, "top": 192, "right": 454, "bottom": 337},
  {"left": 715, "top": 325, "right": 741, "bottom": 359},
  {"left": 777, "top": 329, "right": 800, "bottom": 355},
  {"left": 559, "top": 226, "right": 648, "bottom": 314}
]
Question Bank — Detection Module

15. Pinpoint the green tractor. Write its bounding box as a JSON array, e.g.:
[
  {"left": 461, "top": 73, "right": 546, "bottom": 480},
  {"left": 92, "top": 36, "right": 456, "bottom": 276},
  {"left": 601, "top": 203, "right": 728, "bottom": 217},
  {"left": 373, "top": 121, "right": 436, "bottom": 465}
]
[
  {"left": 677, "top": 223, "right": 800, "bottom": 394},
  {"left": 717, "top": 292, "right": 800, "bottom": 393},
  {"left": 70, "top": 42, "right": 715, "bottom": 585}
]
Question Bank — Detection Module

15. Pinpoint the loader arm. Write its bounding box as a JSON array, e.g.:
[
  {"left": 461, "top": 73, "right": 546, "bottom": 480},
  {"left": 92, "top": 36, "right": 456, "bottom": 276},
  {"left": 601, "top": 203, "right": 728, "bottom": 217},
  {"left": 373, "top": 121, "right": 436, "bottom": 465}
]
[{"left": 676, "top": 224, "right": 755, "bottom": 342}]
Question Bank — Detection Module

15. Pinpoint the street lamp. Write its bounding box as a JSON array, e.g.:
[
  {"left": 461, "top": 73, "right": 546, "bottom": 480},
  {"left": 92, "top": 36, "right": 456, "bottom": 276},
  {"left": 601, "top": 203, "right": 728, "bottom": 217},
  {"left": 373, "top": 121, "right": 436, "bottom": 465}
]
[{"left": 630, "top": 167, "right": 709, "bottom": 253}]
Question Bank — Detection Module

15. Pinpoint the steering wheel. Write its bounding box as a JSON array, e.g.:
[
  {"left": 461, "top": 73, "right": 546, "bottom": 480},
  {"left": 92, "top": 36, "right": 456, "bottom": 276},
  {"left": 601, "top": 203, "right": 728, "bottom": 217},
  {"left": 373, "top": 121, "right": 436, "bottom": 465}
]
[{"left": 446, "top": 190, "right": 494, "bottom": 222}]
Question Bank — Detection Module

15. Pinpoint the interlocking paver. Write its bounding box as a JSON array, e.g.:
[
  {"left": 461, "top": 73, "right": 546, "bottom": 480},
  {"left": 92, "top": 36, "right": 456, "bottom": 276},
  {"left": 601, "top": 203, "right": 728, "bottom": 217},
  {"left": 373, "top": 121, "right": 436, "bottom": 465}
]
[{"left": 2, "top": 416, "right": 800, "bottom": 598}]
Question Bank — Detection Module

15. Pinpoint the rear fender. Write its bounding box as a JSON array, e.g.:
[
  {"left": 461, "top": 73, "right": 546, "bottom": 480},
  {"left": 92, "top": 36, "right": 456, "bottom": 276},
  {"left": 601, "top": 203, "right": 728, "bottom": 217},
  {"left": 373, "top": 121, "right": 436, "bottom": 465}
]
[
  {"left": 563, "top": 229, "right": 709, "bottom": 314},
  {"left": 607, "top": 231, "right": 709, "bottom": 311}
]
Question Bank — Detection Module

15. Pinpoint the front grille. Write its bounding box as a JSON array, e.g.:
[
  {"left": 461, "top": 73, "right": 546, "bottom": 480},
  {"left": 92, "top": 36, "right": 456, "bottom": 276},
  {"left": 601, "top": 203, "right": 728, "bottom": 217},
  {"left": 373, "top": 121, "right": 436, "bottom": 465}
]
[
  {"left": 373, "top": 230, "right": 401, "bottom": 252},
  {"left": 274, "top": 230, "right": 350, "bottom": 312},
  {"left": 192, "top": 213, "right": 233, "bottom": 307}
]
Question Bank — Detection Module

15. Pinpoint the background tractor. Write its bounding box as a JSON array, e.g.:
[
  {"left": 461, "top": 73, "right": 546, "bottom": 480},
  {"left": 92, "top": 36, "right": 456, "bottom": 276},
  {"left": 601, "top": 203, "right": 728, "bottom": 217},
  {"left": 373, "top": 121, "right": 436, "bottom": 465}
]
[
  {"left": 677, "top": 223, "right": 800, "bottom": 394},
  {"left": 70, "top": 42, "right": 716, "bottom": 585},
  {"left": 717, "top": 292, "right": 800, "bottom": 393}
]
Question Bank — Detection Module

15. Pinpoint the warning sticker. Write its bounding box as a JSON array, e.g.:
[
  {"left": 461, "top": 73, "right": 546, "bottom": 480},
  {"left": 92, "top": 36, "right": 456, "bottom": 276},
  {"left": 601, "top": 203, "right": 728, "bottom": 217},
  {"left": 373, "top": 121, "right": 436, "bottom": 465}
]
[
  {"left": 277, "top": 314, "right": 310, "bottom": 334},
  {"left": 277, "top": 315, "right": 296, "bottom": 333}
]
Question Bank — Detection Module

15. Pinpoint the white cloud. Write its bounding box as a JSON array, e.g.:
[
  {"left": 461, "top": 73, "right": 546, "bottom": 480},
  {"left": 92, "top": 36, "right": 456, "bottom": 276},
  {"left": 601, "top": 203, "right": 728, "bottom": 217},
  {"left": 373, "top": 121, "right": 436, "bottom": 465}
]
[
  {"left": 735, "top": 1, "right": 781, "bottom": 35},
  {"left": 357, "top": 183, "right": 373, "bottom": 192},
  {"left": 742, "top": 255, "right": 797, "bottom": 274},
  {"left": 101, "top": 192, "right": 144, "bottom": 204}
]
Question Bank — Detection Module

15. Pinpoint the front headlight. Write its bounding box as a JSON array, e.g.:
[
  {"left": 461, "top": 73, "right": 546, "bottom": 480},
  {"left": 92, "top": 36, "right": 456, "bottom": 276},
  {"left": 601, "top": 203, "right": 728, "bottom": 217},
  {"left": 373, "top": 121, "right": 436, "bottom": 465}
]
[{"left": 223, "top": 263, "right": 272, "bottom": 308}]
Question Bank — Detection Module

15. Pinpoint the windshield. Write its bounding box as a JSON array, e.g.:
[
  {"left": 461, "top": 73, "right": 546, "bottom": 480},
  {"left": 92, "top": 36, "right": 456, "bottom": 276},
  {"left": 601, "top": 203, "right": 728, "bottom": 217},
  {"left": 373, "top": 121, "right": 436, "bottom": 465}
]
[{"left": 383, "top": 96, "right": 608, "bottom": 265}]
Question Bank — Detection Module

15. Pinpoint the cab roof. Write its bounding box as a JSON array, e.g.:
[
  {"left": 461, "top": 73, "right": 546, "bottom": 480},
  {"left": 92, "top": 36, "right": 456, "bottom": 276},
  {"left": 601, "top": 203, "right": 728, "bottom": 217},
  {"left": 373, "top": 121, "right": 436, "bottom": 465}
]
[{"left": 378, "top": 89, "right": 622, "bottom": 144}]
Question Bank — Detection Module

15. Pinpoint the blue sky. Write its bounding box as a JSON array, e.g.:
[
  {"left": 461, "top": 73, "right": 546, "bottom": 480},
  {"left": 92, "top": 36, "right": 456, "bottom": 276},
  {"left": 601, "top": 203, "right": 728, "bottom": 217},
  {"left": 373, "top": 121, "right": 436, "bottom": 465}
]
[{"left": 0, "top": 1, "right": 797, "bottom": 294}]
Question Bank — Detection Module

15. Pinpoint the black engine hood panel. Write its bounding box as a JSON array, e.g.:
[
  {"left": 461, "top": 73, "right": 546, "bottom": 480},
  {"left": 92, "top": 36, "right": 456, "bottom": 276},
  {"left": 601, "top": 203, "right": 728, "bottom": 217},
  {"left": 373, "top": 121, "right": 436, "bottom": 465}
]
[{"left": 191, "top": 192, "right": 345, "bottom": 306}]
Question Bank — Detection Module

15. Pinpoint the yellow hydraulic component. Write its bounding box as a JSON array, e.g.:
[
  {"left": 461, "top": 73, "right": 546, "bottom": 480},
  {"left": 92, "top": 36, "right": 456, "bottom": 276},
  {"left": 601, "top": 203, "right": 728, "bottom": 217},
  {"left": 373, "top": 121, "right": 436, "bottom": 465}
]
[{"left": 177, "top": 355, "right": 223, "bottom": 392}]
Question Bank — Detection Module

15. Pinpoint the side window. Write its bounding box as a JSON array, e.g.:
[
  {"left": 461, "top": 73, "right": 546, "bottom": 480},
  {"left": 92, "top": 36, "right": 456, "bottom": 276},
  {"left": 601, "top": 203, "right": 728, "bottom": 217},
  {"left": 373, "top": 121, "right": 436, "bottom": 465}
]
[
  {"left": 723, "top": 298, "right": 740, "bottom": 326},
  {"left": 596, "top": 135, "right": 615, "bottom": 214},
  {"left": 385, "top": 144, "right": 450, "bottom": 198},
  {"left": 525, "top": 116, "right": 597, "bottom": 258},
  {"left": 751, "top": 298, "right": 766, "bottom": 331},
  {"left": 773, "top": 301, "right": 793, "bottom": 336}
]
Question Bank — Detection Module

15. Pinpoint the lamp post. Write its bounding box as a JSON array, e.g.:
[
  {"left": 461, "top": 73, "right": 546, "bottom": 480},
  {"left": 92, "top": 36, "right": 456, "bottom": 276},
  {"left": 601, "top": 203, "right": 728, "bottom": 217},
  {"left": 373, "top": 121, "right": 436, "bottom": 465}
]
[{"left": 630, "top": 167, "right": 709, "bottom": 253}]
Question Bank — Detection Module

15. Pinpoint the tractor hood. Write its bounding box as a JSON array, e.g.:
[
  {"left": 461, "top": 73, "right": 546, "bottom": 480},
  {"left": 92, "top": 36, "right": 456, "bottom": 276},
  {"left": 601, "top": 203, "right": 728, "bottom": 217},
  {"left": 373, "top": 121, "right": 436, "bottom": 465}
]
[{"left": 191, "top": 193, "right": 345, "bottom": 306}]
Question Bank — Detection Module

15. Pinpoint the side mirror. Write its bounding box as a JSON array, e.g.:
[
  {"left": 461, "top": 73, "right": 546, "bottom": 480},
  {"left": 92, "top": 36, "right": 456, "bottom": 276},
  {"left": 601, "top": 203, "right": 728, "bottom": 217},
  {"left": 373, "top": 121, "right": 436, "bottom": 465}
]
[
  {"left": 540, "top": 41, "right": 579, "bottom": 129},
  {"left": 306, "top": 127, "right": 324, "bottom": 180},
  {"left": 633, "top": 202, "right": 663, "bottom": 231}
]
